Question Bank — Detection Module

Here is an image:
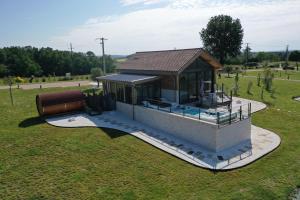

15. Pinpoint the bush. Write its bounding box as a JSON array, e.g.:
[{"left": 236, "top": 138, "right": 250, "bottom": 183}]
[
  {"left": 224, "top": 66, "right": 233, "bottom": 77},
  {"left": 247, "top": 81, "right": 253, "bottom": 95},
  {"left": 42, "top": 76, "right": 46, "bottom": 82},
  {"left": 263, "top": 68, "right": 274, "bottom": 91},
  {"left": 90, "top": 68, "right": 103, "bottom": 81},
  {"left": 233, "top": 72, "right": 239, "bottom": 95},
  {"left": 15, "top": 76, "right": 25, "bottom": 84},
  {"left": 3, "top": 77, "right": 15, "bottom": 85}
]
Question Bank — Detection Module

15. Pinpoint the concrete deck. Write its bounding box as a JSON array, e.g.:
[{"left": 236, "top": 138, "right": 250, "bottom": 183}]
[
  {"left": 294, "top": 96, "right": 300, "bottom": 102},
  {"left": 46, "top": 97, "right": 280, "bottom": 171}
]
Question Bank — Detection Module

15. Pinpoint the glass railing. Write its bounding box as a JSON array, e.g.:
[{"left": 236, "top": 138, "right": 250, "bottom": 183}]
[{"left": 141, "top": 99, "right": 251, "bottom": 127}]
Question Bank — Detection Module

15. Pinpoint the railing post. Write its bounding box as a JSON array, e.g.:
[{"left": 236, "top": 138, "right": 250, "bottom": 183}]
[
  {"left": 217, "top": 112, "right": 220, "bottom": 125},
  {"left": 249, "top": 103, "right": 252, "bottom": 117},
  {"left": 239, "top": 106, "right": 242, "bottom": 121},
  {"left": 221, "top": 83, "right": 224, "bottom": 103},
  {"left": 229, "top": 109, "right": 232, "bottom": 124}
]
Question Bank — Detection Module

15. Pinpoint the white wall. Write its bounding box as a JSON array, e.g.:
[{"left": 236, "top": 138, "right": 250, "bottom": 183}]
[
  {"left": 134, "top": 105, "right": 251, "bottom": 152},
  {"left": 216, "top": 118, "right": 251, "bottom": 152},
  {"left": 116, "top": 102, "right": 133, "bottom": 119},
  {"left": 134, "top": 105, "right": 217, "bottom": 151}
]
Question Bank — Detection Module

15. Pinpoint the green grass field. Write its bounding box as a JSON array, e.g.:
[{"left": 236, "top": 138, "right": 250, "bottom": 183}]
[
  {"left": 241, "top": 69, "right": 300, "bottom": 80},
  {"left": 0, "top": 77, "right": 300, "bottom": 199}
]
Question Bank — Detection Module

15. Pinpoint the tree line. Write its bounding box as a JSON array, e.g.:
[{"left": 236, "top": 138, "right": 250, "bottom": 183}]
[{"left": 0, "top": 46, "right": 116, "bottom": 78}]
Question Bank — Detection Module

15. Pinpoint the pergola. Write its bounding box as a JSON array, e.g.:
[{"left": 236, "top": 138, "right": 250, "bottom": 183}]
[{"left": 97, "top": 74, "right": 161, "bottom": 118}]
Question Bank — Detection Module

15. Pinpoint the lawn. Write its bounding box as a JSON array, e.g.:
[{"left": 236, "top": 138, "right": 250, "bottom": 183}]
[
  {"left": 0, "top": 78, "right": 300, "bottom": 199},
  {"left": 241, "top": 69, "right": 300, "bottom": 80}
]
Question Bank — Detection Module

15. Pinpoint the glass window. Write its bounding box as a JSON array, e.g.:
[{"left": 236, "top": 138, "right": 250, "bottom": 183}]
[
  {"left": 116, "top": 83, "right": 124, "bottom": 102},
  {"left": 125, "top": 86, "right": 132, "bottom": 104}
]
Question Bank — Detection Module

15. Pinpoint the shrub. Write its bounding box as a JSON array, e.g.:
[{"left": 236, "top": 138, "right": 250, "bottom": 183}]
[
  {"left": 247, "top": 81, "right": 253, "bottom": 95},
  {"left": 3, "top": 76, "right": 15, "bottom": 85},
  {"left": 90, "top": 68, "right": 103, "bottom": 81},
  {"left": 224, "top": 66, "right": 232, "bottom": 77},
  {"left": 257, "top": 73, "right": 261, "bottom": 86},
  {"left": 15, "top": 76, "right": 25, "bottom": 84},
  {"left": 233, "top": 72, "right": 239, "bottom": 95},
  {"left": 263, "top": 68, "right": 274, "bottom": 91}
]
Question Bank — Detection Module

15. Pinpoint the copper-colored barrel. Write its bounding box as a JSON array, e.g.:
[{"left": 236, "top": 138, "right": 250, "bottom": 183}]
[{"left": 36, "top": 90, "right": 86, "bottom": 116}]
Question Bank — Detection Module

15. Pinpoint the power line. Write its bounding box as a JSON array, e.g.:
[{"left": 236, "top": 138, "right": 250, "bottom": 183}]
[{"left": 95, "top": 37, "right": 108, "bottom": 75}]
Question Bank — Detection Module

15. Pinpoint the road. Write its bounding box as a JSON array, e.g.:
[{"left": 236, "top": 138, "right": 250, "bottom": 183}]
[{"left": 0, "top": 80, "right": 99, "bottom": 90}]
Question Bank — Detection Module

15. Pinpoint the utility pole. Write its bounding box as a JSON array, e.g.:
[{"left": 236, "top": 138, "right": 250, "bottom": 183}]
[
  {"left": 96, "top": 37, "right": 108, "bottom": 75},
  {"left": 69, "top": 43, "right": 74, "bottom": 75},
  {"left": 285, "top": 45, "right": 289, "bottom": 67},
  {"left": 245, "top": 43, "right": 250, "bottom": 65}
]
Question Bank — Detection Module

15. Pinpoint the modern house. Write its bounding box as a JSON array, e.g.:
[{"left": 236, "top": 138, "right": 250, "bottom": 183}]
[{"left": 97, "top": 48, "right": 251, "bottom": 153}]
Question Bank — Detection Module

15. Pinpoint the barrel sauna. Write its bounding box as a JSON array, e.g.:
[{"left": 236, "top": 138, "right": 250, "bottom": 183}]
[{"left": 36, "top": 90, "right": 86, "bottom": 116}]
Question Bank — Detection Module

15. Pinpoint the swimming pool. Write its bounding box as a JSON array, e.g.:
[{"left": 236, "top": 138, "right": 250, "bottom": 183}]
[{"left": 143, "top": 101, "right": 238, "bottom": 124}]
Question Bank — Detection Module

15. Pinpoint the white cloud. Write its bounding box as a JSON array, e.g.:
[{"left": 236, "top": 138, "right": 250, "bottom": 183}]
[{"left": 49, "top": 0, "right": 300, "bottom": 55}]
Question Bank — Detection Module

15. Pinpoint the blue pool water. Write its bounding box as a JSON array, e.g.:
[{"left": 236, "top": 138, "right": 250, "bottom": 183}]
[{"left": 184, "top": 108, "right": 202, "bottom": 116}]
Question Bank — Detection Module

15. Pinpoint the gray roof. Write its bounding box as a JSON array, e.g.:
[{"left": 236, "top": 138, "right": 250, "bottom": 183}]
[{"left": 96, "top": 74, "right": 159, "bottom": 85}]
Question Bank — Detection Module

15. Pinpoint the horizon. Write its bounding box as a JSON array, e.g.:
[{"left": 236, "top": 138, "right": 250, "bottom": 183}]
[
  {"left": 1, "top": 0, "right": 300, "bottom": 55},
  {"left": 0, "top": 46, "right": 296, "bottom": 56}
]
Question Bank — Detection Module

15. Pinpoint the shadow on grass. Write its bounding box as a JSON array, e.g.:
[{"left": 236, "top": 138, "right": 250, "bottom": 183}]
[
  {"left": 19, "top": 116, "right": 45, "bottom": 128},
  {"left": 262, "top": 100, "right": 274, "bottom": 107},
  {"left": 101, "top": 127, "right": 128, "bottom": 139}
]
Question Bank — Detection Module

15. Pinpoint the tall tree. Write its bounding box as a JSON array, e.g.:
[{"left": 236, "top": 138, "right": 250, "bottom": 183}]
[
  {"left": 289, "top": 50, "right": 300, "bottom": 62},
  {"left": 200, "top": 15, "right": 244, "bottom": 64}
]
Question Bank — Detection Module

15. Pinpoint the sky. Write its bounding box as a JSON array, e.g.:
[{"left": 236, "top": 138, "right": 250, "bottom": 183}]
[{"left": 0, "top": 0, "right": 300, "bottom": 55}]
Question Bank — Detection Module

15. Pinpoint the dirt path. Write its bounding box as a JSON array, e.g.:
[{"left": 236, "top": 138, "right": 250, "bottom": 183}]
[{"left": 0, "top": 80, "right": 98, "bottom": 90}]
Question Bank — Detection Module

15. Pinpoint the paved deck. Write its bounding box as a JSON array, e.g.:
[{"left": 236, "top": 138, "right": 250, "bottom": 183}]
[
  {"left": 231, "top": 97, "right": 266, "bottom": 113},
  {"left": 294, "top": 96, "right": 300, "bottom": 102},
  {"left": 46, "top": 97, "right": 280, "bottom": 171}
]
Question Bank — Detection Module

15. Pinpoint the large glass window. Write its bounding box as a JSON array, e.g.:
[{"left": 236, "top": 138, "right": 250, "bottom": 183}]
[
  {"left": 179, "top": 75, "right": 188, "bottom": 103},
  {"left": 188, "top": 73, "right": 197, "bottom": 101},
  {"left": 116, "top": 83, "right": 124, "bottom": 102},
  {"left": 125, "top": 86, "right": 132, "bottom": 104}
]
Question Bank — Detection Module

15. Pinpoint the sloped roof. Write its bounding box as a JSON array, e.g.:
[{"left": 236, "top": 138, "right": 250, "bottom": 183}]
[{"left": 117, "top": 48, "right": 222, "bottom": 74}]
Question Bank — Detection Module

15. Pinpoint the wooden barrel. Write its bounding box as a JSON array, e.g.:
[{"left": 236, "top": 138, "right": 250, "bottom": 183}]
[{"left": 36, "top": 90, "right": 86, "bottom": 116}]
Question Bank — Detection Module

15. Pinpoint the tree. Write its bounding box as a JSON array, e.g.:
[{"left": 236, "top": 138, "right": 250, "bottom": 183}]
[
  {"left": 90, "top": 68, "right": 103, "bottom": 81},
  {"left": 233, "top": 72, "right": 239, "bottom": 95},
  {"left": 200, "top": 15, "right": 244, "bottom": 64},
  {"left": 0, "top": 49, "right": 6, "bottom": 63},
  {"left": 289, "top": 51, "right": 300, "bottom": 62},
  {"left": 0, "top": 64, "right": 8, "bottom": 77},
  {"left": 86, "top": 51, "right": 96, "bottom": 57},
  {"left": 263, "top": 68, "right": 274, "bottom": 92},
  {"left": 224, "top": 65, "right": 232, "bottom": 77},
  {"left": 247, "top": 81, "right": 253, "bottom": 95},
  {"left": 0, "top": 46, "right": 115, "bottom": 77}
]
